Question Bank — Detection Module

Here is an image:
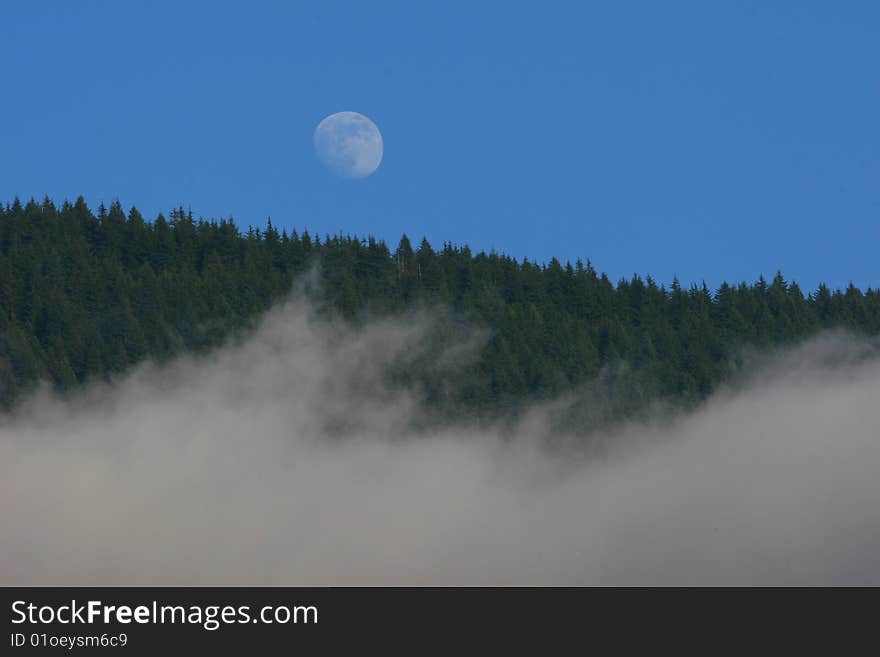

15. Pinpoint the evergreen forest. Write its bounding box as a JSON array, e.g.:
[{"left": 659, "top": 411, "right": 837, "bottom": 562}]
[{"left": 2, "top": 197, "right": 878, "bottom": 422}]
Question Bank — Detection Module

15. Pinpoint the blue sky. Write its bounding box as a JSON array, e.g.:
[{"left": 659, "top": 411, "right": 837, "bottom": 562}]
[{"left": 1, "top": 1, "right": 877, "bottom": 291}]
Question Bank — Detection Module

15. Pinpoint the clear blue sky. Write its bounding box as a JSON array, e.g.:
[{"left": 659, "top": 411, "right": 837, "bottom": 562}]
[{"left": 2, "top": 1, "right": 877, "bottom": 291}]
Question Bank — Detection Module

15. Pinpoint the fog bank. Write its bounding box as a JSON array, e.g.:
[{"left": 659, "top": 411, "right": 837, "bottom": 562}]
[{"left": 2, "top": 302, "right": 879, "bottom": 585}]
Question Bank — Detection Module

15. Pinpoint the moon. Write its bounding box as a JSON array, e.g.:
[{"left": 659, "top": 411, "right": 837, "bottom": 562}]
[{"left": 313, "top": 111, "right": 383, "bottom": 178}]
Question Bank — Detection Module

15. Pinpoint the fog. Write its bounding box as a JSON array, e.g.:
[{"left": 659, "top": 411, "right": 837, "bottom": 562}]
[{"left": 2, "top": 301, "right": 879, "bottom": 585}]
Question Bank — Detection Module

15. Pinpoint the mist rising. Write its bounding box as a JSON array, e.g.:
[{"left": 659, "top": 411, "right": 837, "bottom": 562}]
[{"left": 2, "top": 301, "right": 879, "bottom": 585}]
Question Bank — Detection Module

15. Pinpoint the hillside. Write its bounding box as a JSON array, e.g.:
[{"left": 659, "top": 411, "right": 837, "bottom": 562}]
[{"left": 2, "top": 196, "right": 878, "bottom": 417}]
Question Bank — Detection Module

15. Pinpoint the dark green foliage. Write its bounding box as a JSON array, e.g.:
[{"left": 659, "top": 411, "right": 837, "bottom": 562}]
[{"left": 1, "top": 197, "right": 879, "bottom": 418}]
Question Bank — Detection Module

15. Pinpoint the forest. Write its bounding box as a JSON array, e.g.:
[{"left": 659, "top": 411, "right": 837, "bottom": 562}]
[{"left": 2, "top": 196, "right": 878, "bottom": 422}]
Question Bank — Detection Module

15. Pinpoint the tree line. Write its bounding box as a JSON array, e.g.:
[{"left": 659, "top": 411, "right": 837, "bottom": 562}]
[{"left": 1, "top": 197, "right": 878, "bottom": 421}]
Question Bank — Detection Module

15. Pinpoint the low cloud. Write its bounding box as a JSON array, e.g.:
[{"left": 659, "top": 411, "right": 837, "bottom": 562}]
[{"left": 2, "top": 301, "right": 879, "bottom": 585}]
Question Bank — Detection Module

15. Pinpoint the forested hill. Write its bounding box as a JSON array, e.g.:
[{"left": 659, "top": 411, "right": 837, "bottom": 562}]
[{"left": 2, "top": 196, "right": 879, "bottom": 416}]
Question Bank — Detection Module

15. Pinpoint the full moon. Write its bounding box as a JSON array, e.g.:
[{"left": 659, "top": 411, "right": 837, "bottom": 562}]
[{"left": 314, "top": 111, "right": 383, "bottom": 178}]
